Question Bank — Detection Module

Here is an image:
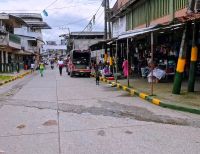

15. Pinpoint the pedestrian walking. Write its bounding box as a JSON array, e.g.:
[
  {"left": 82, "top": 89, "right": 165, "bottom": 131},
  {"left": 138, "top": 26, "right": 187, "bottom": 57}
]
[
  {"left": 50, "top": 60, "right": 54, "bottom": 70},
  {"left": 95, "top": 64, "right": 100, "bottom": 85},
  {"left": 57, "top": 58, "right": 64, "bottom": 76},
  {"left": 39, "top": 61, "right": 45, "bottom": 77},
  {"left": 122, "top": 58, "right": 128, "bottom": 78},
  {"left": 31, "top": 62, "right": 35, "bottom": 73}
]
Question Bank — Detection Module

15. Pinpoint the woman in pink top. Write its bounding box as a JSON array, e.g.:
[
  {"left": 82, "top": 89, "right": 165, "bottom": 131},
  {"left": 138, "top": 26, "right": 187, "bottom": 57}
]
[{"left": 122, "top": 59, "right": 128, "bottom": 78}]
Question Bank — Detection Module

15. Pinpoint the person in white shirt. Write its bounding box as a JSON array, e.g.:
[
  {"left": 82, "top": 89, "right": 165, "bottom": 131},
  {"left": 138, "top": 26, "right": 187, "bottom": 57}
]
[
  {"left": 57, "top": 58, "right": 64, "bottom": 76},
  {"left": 31, "top": 63, "right": 35, "bottom": 73}
]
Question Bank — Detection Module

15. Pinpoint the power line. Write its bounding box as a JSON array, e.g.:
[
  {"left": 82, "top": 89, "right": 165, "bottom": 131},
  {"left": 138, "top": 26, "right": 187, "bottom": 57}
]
[
  {"left": 83, "top": 0, "right": 113, "bottom": 31},
  {"left": 91, "top": 11, "right": 104, "bottom": 31},
  {"left": 51, "top": 16, "right": 92, "bottom": 28},
  {"left": 0, "top": 0, "right": 59, "bottom": 12},
  {"left": 45, "top": 0, "right": 59, "bottom": 10},
  {"left": 82, "top": 1, "right": 103, "bottom": 32},
  {"left": 0, "top": 2, "right": 99, "bottom": 12}
]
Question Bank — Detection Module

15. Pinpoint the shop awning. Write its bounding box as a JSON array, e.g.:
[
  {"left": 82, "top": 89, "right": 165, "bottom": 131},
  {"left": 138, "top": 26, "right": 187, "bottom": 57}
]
[
  {"left": 90, "top": 40, "right": 107, "bottom": 51},
  {"left": 16, "top": 50, "right": 35, "bottom": 55},
  {"left": 118, "top": 25, "right": 160, "bottom": 40},
  {"left": 118, "top": 23, "right": 185, "bottom": 40}
]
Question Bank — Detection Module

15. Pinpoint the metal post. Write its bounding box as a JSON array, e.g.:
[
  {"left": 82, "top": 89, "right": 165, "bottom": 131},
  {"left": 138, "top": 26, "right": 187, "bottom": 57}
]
[
  {"left": 188, "top": 22, "right": 198, "bottom": 92},
  {"left": 150, "top": 32, "right": 154, "bottom": 96},
  {"left": 121, "top": 44, "right": 123, "bottom": 58},
  {"left": 115, "top": 40, "right": 118, "bottom": 83},
  {"left": 127, "top": 38, "right": 130, "bottom": 87},
  {"left": 96, "top": 50, "right": 98, "bottom": 64},
  {"left": 1, "top": 51, "right": 4, "bottom": 72},
  {"left": 172, "top": 24, "right": 189, "bottom": 94}
]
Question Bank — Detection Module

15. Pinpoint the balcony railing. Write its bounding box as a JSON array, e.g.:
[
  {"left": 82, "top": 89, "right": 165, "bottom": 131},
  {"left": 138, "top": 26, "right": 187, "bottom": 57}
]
[
  {"left": 9, "top": 33, "right": 21, "bottom": 44},
  {"left": 14, "top": 28, "right": 43, "bottom": 40},
  {"left": 0, "top": 62, "right": 22, "bottom": 73}
]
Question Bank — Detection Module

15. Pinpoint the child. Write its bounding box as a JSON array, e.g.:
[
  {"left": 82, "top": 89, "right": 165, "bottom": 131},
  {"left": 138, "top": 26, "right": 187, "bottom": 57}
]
[
  {"left": 95, "top": 65, "right": 100, "bottom": 85},
  {"left": 31, "top": 63, "right": 35, "bottom": 73}
]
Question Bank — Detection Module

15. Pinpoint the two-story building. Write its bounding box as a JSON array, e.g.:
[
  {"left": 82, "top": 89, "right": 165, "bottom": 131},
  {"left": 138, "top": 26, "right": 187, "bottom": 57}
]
[
  {"left": 0, "top": 13, "right": 26, "bottom": 72},
  {"left": 0, "top": 13, "right": 51, "bottom": 72},
  {"left": 11, "top": 13, "right": 51, "bottom": 68},
  {"left": 109, "top": 0, "right": 200, "bottom": 94}
]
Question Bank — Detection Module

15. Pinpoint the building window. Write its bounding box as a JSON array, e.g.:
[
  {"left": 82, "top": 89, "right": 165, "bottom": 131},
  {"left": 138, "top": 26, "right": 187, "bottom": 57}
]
[{"left": 126, "top": 0, "right": 187, "bottom": 30}]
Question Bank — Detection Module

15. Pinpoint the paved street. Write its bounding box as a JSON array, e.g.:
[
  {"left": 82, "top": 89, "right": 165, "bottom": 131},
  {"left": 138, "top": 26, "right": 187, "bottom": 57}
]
[{"left": 0, "top": 67, "right": 200, "bottom": 154}]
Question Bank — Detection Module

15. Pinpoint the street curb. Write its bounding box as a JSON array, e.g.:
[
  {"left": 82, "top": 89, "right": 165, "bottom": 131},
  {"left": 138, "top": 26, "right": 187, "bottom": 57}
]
[
  {"left": 99, "top": 77, "right": 200, "bottom": 115},
  {"left": 0, "top": 71, "right": 31, "bottom": 86}
]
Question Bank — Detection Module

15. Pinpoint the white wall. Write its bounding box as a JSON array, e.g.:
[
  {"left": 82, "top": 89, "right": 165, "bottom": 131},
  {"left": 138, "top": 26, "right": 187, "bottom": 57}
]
[
  {"left": 73, "top": 39, "right": 103, "bottom": 50},
  {"left": 91, "top": 49, "right": 105, "bottom": 63},
  {"left": 42, "top": 44, "right": 67, "bottom": 53},
  {"left": 14, "top": 27, "right": 43, "bottom": 40},
  {"left": 112, "top": 16, "right": 126, "bottom": 38}
]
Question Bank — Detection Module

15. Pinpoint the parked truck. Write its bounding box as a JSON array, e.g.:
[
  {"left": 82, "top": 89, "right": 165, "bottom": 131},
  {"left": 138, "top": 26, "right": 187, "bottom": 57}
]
[{"left": 67, "top": 50, "right": 91, "bottom": 77}]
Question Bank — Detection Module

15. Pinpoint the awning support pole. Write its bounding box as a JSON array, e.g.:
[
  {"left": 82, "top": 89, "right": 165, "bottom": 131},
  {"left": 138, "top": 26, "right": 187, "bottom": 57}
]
[
  {"left": 115, "top": 40, "right": 118, "bottom": 83},
  {"left": 150, "top": 32, "right": 154, "bottom": 96},
  {"left": 188, "top": 22, "right": 198, "bottom": 92},
  {"left": 127, "top": 38, "right": 130, "bottom": 87}
]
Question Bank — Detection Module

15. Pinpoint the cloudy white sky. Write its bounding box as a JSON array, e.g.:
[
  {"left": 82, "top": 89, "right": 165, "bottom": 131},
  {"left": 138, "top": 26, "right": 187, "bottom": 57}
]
[{"left": 0, "top": 0, "right": 116, "bottom": 43}]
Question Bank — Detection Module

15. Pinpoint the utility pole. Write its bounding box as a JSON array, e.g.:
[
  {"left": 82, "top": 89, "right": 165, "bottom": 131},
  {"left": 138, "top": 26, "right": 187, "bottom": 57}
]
[
  {"left": 172, "top": 23, "right": 190, "bottom": 94},
  {"left": 188, "top": 22, "right": 199, "bottom": 92},
  {"left": 104, "top": 0, "right": 107, "bottom": 40},
  {"left": 107, "top": 0, "right": 112, "bottom": 39},
  {"left": 103, "top": 0, "right": 108, "bottom": 64}
]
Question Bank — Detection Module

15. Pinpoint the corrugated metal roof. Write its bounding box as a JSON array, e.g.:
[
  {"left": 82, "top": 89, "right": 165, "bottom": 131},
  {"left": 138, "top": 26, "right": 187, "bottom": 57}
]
[
  {"left": 117, "top": 23, "right": 185, "bottom": 40},
  {"left": 10, "top": 13, "right": 51, "bottom": 29},
  {"left": 10, "top": 13, "right": 42, "bottom": 20},
  {"left": 70, "top": 32, "right": 104, "bottom": 36},
  {"left": 118, "top": 25, "right": 160, "bottom": 40},
  {"left": 0, "top": 13, "right": 29, "bottom": 26},
  {"left": 26, "top": 21, "right": 51, "bottom": 29}
]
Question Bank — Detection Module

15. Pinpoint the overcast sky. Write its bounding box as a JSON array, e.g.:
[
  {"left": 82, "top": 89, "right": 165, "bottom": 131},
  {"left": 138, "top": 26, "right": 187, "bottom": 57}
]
[{"left": 0, "top": 0, "right": 116, "bottom": 43}]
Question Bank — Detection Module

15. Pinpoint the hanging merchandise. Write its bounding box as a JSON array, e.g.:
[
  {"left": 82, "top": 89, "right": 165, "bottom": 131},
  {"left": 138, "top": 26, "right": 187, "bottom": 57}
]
[
  {"left": 104, "top": 53, "right": 108, "bottom": 63},
  {"left": 110, "top": 57, "right": 113, "bottom": 66}
]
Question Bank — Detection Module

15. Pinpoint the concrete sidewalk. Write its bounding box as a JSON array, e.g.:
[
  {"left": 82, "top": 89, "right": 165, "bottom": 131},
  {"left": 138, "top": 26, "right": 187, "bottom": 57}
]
[
  {"left": 0, "top": 70, "right": 31, "bottom": 85},
  {"left": 101, "top": 77, "right": 200, "bottom": 114}
]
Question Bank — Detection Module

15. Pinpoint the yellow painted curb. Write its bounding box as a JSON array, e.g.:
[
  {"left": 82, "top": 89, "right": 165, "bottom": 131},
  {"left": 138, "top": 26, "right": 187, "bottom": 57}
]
[
  {"left": 122, "top": 86, "right": 127, "bottom": 91},
  {"left": 111, "top": 82, "right": 116, "bottom": 86},
  {"left": 130, "top": 90, "right": 135, "bottom": 95},
  {"left": 116, "top": 83, "right": 121, "bottom": 88},
  {"left": 0, "top": 71, "right": 31, "bottom": 87},
  {"left": 139, "top": 93, "right": 148, "bottom": 99},
  {"left": 152, "top": 98, "right": 161, "bottom": 105}
]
